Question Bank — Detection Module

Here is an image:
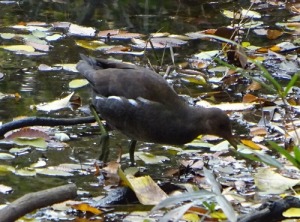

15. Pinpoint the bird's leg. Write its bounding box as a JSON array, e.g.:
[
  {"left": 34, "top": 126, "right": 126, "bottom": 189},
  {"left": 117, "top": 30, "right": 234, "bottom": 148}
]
[
  {"left": 90, "top": 105, "right": 110, "bottom": 162},
  {"left": 129, "top": 140, "right": 137, "bottom": 166}
]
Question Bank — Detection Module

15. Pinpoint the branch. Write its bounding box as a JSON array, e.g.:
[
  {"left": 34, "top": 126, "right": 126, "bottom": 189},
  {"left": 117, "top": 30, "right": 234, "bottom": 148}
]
[
  {"left": 0, "top": 116, "right": 96, "bottom": 137},
  {"left": 0, "top": 183, "right": 77, "bottom": 222}
]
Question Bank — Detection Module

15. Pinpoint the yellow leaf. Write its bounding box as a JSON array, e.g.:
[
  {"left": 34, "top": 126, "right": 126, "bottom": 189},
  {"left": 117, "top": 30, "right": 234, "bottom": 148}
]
[
  {"left": 0, "top": 45, "right": 35, "bottom": 52},
  {"left": 283, "top": 208, "right": 300, "bottom": 217},
  {"left": 125, "top": 174, "right": 168, "bottom": 205},
  {"left": 241, "top": 139, "right": 261, "bottom": 150},
  {"left": 210, "top": 211, "right": 227, "bottom": 219},
  {"left": 182, "top": 213, "right": 200, "bottom": 222},
  {"left": 71, "top": 203, "right": 102, "bottom": 215}
]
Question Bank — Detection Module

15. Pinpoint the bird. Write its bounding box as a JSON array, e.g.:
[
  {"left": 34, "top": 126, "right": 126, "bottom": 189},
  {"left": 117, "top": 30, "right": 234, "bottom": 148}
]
[{"left": 76, "top": 54, "right": 238, "bottom": 165}]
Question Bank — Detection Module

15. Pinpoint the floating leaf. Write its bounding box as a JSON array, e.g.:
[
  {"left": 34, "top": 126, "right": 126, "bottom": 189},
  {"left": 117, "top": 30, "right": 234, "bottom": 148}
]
[
  {"left": 0, "top": 153, "right": 15, "bottom": 160},
  {"left": 181, "top": 75, "right": 206, "bottom": 85},
  {"left": 53, "top": 63, "right": 77, "bottom": 72},
  {"left": 0, "top": 45, "right": 35, "bottom": 52},
  {"left": 222, "top": 9, "right": 261, "bottom": 19},
  {"left": 26, "top": 40, "right": 50, "bottom": 52},
  {"left": 137, "top": 152, "right": 170, "bottom": 164},
  {"left": 35, "top": 92, "right": 74, "bottom": 112},
  {"left": 68, "top": 23, "right": 95, "bottom": 36},
  {"left": 38, "top": 64, "right": 62, "bottom": 71},
  {"left": 54, "top": 133, "right": 70, "bottom": 142},
  {"left": 97, "top": 29, "right": 144, "bottom": 39},
  {"left": 13, "top": 137, "right": 47, "bottom": 149},
  {"left": 36, "top": 168, "right": 74, "bottom": 177},
  {"left": 75, "top": 39, "right": 106, "bottom": 50},
  {"left": 45, "top": 33, "right": 63, "bottom": 41},
  {"left": 0, "top": 184, "right": 13, "bottom": 194},
  {"left": 5, "top": 128, "right": 50, "bottom": 140},
  {"left": 0, "top": 165, "right": 15, "bottom": 174},
  {"left": 15, "top": 168, "right": 36, "bottom": 176},
  {"left": 69, "top": 79, "right": 89, "bottom": 89},
  {"left": 71, "top": 203, "right": 102, "bottom": 215},
  {"left": 9, "top": 147, "right": 31, "bottom": 155},
  {"left": 0, "top": 33, "right": 15, "bottom": 39}
]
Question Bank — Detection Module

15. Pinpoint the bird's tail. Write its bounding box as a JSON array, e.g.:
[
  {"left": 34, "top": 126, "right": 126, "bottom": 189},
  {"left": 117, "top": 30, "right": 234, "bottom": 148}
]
[
  {"left": 79, "top": 54, "right": 103, "bottom": 70},
  {"left": 78, "top": 54, "right": 137, "bottom": 70}
]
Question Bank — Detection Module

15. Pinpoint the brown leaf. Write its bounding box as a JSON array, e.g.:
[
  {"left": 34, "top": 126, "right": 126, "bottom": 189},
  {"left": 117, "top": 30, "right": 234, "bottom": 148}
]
[
  {"left": 267, "top": 29, "right": 283, "bottom": 40},
  {"left": 247, "top": 81, "right": 262, "bottom": 91},
  {"left": 5, "top": 128, "right": 50, "bottom": 140},
  {"left": 250, "top": 127, "right": 268, "bottom": 136},
  {"left": 214, "top": 27, "right": 237, "bottom": 40}
]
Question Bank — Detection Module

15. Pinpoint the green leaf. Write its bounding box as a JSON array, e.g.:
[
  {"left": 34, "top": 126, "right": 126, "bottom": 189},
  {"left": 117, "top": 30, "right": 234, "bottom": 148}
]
[
  {"left": 13, "top": 137, "right": 47, "bottom": 149},
  {"left": 293, "top": 146, "right": 300, "bottom": 164},
  {"left": 283, "top": 72, "right": 299, "bottom": 97},
  {"left": 268, "top": 141, "right": 300, "bottom": 168}
]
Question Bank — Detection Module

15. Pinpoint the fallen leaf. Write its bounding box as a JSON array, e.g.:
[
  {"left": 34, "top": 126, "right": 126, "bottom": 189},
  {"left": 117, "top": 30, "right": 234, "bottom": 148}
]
[{"left": 254, "top": 168, "right": 300, "bottom": 194}]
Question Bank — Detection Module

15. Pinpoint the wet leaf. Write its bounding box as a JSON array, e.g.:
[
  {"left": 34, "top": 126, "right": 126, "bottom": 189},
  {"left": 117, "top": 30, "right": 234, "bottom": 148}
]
[
  {"left": 0, "top": 153, "right": 15, "bottom": 160},
  {"left": 0, "top": 184, "right": 13, "bottom": 194},
  {"left": 71, "top": 203, "right": 102, "bottom": 215},
  {"left": 30, "top": 159, "right": 47, "bottom": 168},
  {"left": 36, "top": 168, "right": 74, "bottom": 177},
  {"left": 181, "top": 75, "right": 206, "bottom": 85},
  {"left": 15, "top": 168, "right": 36, "bottom": 176},
  {"left": 283, "top": 208, "right": 300, "bottom": 217},
  {"left": 194, "top": 50, "right": 220, "bottom": 60},
  {"left": 26, "top": 40, "right": 50, "bottom": 51},
  {"left": 69, "top": 79, "right": 89, "bottom": 89},
  {"left": 38, "top": 64, "right": 62, "bottom": 71},
  {"left": 45, "top": 33, "right": 63, "bottom": 41},
  {"left": 53, "top": 63, "right": 77, "bottom": 72},
  {"left": 267, "top": 29, "right": 283, "bottom": 40},
  {"left": 97, "top": 29, "right": 144, "bottom": 39},
  {"left": 0, "top": 44, "right": 35, "bottom": 52},
  {"left": 32, "top": 30, "right": 47, "bottom": 38},
  {"left": 211, "top": 102, "right": 256, "bottom": 111},
  {"left": 13, "top": 137, "right": 47, "bottom": 149},
  {"left": 35, "top": 92, "right": 74, "bottom": 112},
  {"left": 241, "top": 139, "right": 261, "bottom": 150},
  {"left": 222, "top": 9, "right": 261, "bottom": 19},
  {"left": 5, "top": 128, "right": 50, "bottom": 140},
  {"left": 137, "top": 152, "right": 170, "bottom": 164},
  {"left": 254, "top": 168, "right": 300, "bottom": 194},
  {"left": 0, "top": 165, "right": 15, "bottom": 174},
  {"left": 247, "top": 81, "right": 262, "bottom": 91},
  {"left": 9, "top": 147, "right": 31, "bottom": 155},
  {"left": 126, "top": 174, "right": 168, "bottom": 205},
  {"left": 11, "top": 25, "right": 50, "bottom": 32},
  {"left": 210, "top": 141, "right": 231, "bottom": 152},
  {"left": 54, "top": 133, "right": 70, "bottom": 142},
  {"left": 0, "top": 33, "right": 15, "bottom": 39},
  {"left": 250, "top": 127, "right": 268, "bottom": 136},
  {"left": 68, "top": 23, "right": 95, "bottom": 36},
  {"left": 75, "top": 39, "right": 106, "bottom": 50}
]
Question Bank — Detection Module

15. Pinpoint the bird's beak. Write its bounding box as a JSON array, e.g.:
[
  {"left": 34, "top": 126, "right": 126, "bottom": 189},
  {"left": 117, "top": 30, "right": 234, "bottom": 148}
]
[{"left": 227, "top": 136, "right": 239, "bottom": 149}]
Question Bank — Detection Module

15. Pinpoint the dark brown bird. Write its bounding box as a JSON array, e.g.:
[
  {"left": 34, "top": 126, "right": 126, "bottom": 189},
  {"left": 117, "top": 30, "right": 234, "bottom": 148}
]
[{"left": 77, "top": 54, "right": 238, "bottom": 164}]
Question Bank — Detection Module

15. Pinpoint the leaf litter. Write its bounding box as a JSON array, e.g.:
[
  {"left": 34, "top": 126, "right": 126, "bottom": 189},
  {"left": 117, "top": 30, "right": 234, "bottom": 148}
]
[{"left": 2, "top": 1, "right": 300, "bottom": 222}]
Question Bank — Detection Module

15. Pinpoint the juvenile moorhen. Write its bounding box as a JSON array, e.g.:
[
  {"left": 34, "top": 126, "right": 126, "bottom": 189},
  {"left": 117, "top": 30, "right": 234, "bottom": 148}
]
[{"left": 77, "top": 54, "right": 238, "bottom": 164}]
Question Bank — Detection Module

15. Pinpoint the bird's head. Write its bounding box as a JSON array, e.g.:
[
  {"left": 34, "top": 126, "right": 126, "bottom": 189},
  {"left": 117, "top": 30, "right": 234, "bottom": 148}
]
[{"left": 204, "top": 108, "right": 238, "bottom": 148}]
